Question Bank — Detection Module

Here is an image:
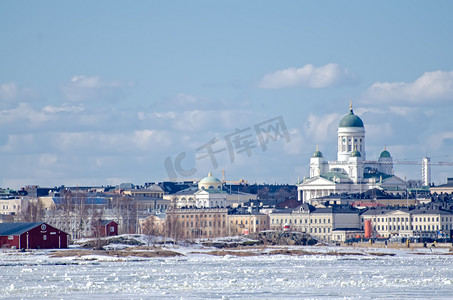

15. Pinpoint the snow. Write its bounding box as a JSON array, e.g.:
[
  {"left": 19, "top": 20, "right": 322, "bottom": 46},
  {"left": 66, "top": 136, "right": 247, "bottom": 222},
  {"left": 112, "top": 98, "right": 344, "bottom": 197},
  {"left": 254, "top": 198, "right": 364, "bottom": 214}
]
[{"left": 1, "top": 237, "right": 453, "bottom": 299}]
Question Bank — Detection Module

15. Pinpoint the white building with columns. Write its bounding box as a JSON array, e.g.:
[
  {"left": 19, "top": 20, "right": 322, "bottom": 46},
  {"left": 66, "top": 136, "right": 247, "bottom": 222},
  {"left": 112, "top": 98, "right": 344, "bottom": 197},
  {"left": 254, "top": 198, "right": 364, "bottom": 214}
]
[{"left": 298, "top": 103, "right": 406, "bottom": 204}]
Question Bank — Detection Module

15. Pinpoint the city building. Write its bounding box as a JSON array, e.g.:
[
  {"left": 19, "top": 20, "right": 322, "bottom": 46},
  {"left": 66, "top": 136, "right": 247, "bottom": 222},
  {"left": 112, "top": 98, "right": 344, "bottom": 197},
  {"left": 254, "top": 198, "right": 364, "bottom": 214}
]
[
  {"left": 166, "top": 208, "right": 228, "bottom": 239},
  {"left": 0, "top": 197, "right": 28, "bottom": 216},
  {"left": 360, "top": 206, "right": 453, "bottom": 239},
  {"left": 430, "top": 178, "right": 453, "bottom": 194},
  {"left": 164, "top": 173, "right": 254, "bottom": 208},
  {"left": 121, "top": 184, "right": 165, "bottom": 198},
  {"left": 228, "top": 212, "right": 269, "bottom": 235},
  {"left": 269, "top": 204, "right": 361, "bottom": 242},
  {"left": 298, "top": 103, "right": 406, "bottom": 204}
]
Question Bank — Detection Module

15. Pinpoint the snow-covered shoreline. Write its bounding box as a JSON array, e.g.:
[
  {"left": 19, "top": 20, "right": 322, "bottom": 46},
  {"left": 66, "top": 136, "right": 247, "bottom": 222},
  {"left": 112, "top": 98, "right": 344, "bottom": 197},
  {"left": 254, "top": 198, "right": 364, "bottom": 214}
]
[
  {"left": 2, "top": 236, "right": 453, "bottom": 299},
  {"left": 2, "top": 233, "right": 452, "bottom": 263}
]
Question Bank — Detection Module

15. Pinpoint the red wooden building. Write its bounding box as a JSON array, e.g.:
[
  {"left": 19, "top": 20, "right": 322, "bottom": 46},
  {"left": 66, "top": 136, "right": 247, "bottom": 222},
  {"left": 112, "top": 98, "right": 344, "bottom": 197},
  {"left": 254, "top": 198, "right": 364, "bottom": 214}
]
[
  {"left": 0, "top": 222, "right": 68, "bottom": 249},
  {"left": 96, "top": 220, "right": 118, "bottom": 237}
]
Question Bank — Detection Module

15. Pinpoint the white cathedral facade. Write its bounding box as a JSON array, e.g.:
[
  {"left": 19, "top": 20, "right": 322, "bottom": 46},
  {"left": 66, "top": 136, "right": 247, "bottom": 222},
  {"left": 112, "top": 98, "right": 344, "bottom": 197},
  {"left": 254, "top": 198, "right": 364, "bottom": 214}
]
[{"left": 297, "top": 103, "right": 407, "bottom": 204}]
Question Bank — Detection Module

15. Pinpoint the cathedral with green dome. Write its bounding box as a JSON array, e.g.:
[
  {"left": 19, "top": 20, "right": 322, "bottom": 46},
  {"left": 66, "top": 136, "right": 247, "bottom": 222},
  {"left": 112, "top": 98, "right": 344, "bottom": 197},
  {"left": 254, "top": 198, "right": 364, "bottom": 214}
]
[{"left": 297, "top": 103, "right": 407, "bottom": 204}]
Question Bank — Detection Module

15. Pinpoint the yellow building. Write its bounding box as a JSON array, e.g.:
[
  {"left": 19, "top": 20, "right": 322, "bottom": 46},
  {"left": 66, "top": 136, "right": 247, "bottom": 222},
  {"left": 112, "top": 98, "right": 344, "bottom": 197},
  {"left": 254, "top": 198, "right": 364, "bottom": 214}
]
[
  {"left": 228, "top": 213, "right": 269, "bottom": 235},
  {"left": 121, "top": 184, "right": 164, "bottom": 198},
  {"left": 361, "top": 207, "right": 453, "bottom": 239},
  {"left": 269, "top": 204, "right": 360, "bottom": 242},
  {"left": 166, "top": 208, "right": 228, "bottom": 239}
]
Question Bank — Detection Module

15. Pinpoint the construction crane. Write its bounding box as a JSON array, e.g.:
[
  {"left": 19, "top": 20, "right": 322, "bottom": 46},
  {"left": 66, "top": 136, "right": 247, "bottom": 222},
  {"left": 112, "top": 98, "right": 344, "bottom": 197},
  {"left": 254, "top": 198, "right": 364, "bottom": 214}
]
[{"left": 388, "top": 157, "right": 453, "bottom": 186}]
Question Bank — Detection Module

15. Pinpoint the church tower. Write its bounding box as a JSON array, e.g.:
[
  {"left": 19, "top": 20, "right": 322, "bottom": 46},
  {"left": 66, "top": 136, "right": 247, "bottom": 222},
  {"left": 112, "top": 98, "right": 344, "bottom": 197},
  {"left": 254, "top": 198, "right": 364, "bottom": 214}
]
[
  {"left": 337, "top": 102, "right": 366, "bottom": 162},
  {"left": 310, "top": 145, "right": 328, "bottom": 177},
  {"left": 378, "top": 146, "right": 394, "bottom": 175}
]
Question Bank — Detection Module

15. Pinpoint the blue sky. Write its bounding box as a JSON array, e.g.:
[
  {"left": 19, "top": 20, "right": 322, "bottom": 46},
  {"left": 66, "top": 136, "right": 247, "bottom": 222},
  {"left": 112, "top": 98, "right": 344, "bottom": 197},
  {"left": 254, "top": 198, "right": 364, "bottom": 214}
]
[{"left": 1, "top": 1, "right": 453, "bottom": 188}]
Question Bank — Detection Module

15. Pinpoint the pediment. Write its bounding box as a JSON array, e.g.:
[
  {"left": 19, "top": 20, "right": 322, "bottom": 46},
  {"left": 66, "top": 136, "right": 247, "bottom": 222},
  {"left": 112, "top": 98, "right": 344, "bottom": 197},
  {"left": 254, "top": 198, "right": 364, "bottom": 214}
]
[
  {"left": 299, "top": 176, "right": 335, "bottom": 186},
  {"left": 382, "top": 175, "right": 407, "bottom": 186}
]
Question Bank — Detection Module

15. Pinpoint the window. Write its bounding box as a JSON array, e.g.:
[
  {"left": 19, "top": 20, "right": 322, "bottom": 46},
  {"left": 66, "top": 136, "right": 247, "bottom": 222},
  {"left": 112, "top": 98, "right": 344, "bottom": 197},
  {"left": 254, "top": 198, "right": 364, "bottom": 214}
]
[{"left": 109, "top": 226, "right": 115, "bottom": 233}]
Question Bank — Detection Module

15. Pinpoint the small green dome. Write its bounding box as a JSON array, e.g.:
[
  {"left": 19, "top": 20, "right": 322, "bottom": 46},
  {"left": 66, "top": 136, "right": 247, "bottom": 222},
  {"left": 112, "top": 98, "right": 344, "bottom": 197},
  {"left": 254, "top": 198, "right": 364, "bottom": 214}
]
[
  {"left": 198, "top": 172, "right": 222, "bottom": 190},
  {"left": 339, "top": 106, "right": 364, "bottom": 128},
  {"left": 199, "top": 173, "right": 221, "bottom": 184},
  {"left": 313, "top": 150, "right": 323, "bottom": 158},
  {"left": 380, "top": 149, "right": 391, "bottom": 158},
  {"left": 351, "top": 149, "right": 361, "bottom": 157}
]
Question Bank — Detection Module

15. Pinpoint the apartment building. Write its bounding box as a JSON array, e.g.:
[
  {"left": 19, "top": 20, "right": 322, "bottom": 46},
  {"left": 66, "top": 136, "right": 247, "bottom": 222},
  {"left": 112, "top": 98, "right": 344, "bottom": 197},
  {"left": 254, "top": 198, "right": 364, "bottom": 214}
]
[
  {"left": 361, "top": 206, "right": 453, "bottom": 239},
  {"left": 269, "top": 204, "right": 361, "bottom": 242},
  {"left": 228, "top": 212, "right": 269, "bottom": 235}
]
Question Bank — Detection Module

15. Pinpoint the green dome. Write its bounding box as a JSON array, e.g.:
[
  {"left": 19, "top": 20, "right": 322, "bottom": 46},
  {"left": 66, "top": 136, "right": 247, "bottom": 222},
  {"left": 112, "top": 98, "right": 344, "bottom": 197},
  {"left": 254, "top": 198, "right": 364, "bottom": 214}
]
[
  {"left": 313, "top": 150, "right": 323, "bottom": 158},
  {"left": 380, "top": 149, "right": 391, "bottom": 158},
  {"left": 351, "top": 149, "right": 361, "bottom": 157},
  {"left": 339, "top": 108, "right": 364, "bottom": 128},
  {"left": 199, "top": 173, "right": 221, "bottom": 184}
]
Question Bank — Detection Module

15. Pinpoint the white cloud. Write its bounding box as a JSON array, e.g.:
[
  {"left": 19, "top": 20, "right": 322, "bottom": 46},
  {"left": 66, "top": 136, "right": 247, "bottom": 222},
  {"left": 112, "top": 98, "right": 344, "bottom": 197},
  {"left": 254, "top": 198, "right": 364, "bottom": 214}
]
[
  {"left": 388, "top": 106, "right": 419, "bottom": 117},
  {"left": 0, "top": 82, "right": 40, "bottom": 108},
  {"left": 132, "top": 129, "right": 173, "bottom": 150},
  {"left": 362, "top": 70, "right": 453, "bottom": 104},
  {"left": 0, "top": 82, "right": 18, "bottom": 101},
  {"left": 55, "top": 130, "right": 173, "bottom": 154},
  {"left": 427, "top": 131, "right": 453, "bottom": 151},
  {"left": 43, "top": 104, "right": 85, "bottom": 114},
  {"left": 0, "top": 134, "right": 35, "bottom": 153},
  {"left": 61, "top": 75, "right": 130, "bottom": 102},
  {"left": 0, "top": 103, "right": 50, "bottom": 127},
  {"left": 366, "top": 123, "right": 394, "bottom": 141},
  {"left": 38, "top": 153, "right": 59, "bottom": 167},
  {"left": 282, "top": 128, "right": 306, "bottom": 155},
  {"left": 303, "top": 113, "right": 340, "bottom": 142},
  {"left": 258, "top": 63, "right": 357, "bottom": 89}
]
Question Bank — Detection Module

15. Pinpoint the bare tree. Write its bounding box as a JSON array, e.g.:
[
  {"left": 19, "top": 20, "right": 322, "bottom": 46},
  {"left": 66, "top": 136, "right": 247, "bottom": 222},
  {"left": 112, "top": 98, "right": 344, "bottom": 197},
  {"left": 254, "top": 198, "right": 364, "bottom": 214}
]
[
  {"left": 74, "top": 190, "right": 88, "bottom": 239},
  {"left": 142, "top": 216, "right": 157, "bottom": 246},
  {"left": 21, "top": 198, "right": 44, "bottom": 222},
  {"left": 166, "top": 210, "right": 183, "bottom": 241},
  {"left": 60, "top": 189, "right": 74, "bottom": 235},
  {"left": 111, "top": 195, "right": 137, "bottom": 234},
  {"left": 91, "top": 208, "right": 105, "bottom": 250},
  {"left": 257, "top": 187, "right": 269, "bottom": 200}
]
